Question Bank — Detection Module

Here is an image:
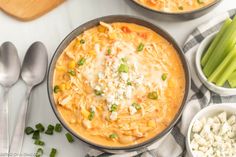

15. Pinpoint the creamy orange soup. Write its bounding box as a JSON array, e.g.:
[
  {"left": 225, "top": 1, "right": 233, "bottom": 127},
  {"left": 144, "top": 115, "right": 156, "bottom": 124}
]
[
  {"left": 53, "top": 22, "right": 185, "bottom": 147},
  {"left": 135, "top": 0, "right": 215, "bottom": 12}
]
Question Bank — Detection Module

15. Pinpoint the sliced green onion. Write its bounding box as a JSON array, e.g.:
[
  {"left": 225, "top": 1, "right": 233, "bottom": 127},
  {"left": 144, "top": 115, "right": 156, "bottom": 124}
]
[
  {"left": 68, "top": 69, "right": 76, "bottom": 76},
  {"left": 65, "top": 133, "right": 74, "bottom": 143},
  {"left": 35, "top": 123, "right": 45, "bottom": 132},
  {"left": 25, "top": 127, "right": 34, "bottom": 135},
  {"left": 147, "top": 91, "right": 158, "bottom": 100},
  {"left": 127, "top": 81, "right": 132, "bottom": 86},
  {"left": 45, "top": 125, "right": 54, "bottom": 135},
  {"left": 178, "top": 6, "right": 183, "bottom": 10},
  {"left": 107, "top": 48, "right": 111, "bottom": 55},
  {"left": 35, "top": 148, "right": 43, "bottom": 157},
  {"left": 137, "top": 43, "right": 144, "bottom": 52},
  {"left": 94, "top": 90, "right": 103, "bottom": 96},
  {"left": 121, "top": 57, "right": 128, "bottom": 62},
  {"left": 88, "top": 110, "right": 95, "bottom": 121},
  {"left": 109, "top": 133, "right": 118, "bottom": 139},
  {"left": 161, "top": 73, "right": 168, "bottom": 81},
  {"left": 197, "top": 0, "right": 204, "bottom": 4},
  {"left": 110, "top": 104, "right": 118, "bottom": 112},
  {"left": 78, "top": 57, "right": 86, "bottom": 66},
  {"left": 132, "top": 103, "right": 141, "bottom": 110},
  {"left": 80, "top": 39, "right": 85, "bottom": 44},
  {"left": 34, "top": 140, "right": 45, "bottom": 146},
  {"left": 32, "top": 130, "right": 40, "bottom": 140},
  {"left": 118, "top": 64, "right": 129, "bottom": 73},
  {"left": 53, "top": 85, "right": 60, "bottom": 93},
  {"left": 55, "top": 123, "right": 62, "bottom": 133},
  {"left": 50, "top": 148, "right": 57, "bottom": 157}
]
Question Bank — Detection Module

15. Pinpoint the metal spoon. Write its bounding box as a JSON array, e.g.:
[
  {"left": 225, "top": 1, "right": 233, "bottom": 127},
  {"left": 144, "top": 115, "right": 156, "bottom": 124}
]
[
  {"left": 0, "top": 42, "right": 21, "bottom": 155},
  {"left": 9, "top": 42, "right": 48, "bottom": 156}
]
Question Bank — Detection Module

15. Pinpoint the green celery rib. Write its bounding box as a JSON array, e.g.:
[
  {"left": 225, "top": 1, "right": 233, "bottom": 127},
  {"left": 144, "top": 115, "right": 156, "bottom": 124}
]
[
  {"left": 201, "top": 18, "right": 232, "bottom": 67},
  {"left": 228, "top": 71, "right": 236, "bottom": 88},
  {"left": 215, "top": 57, "right": 236, "bottom": 86},
  {"left": 203, "top": 16, "right": 236, "bottom": 77},
  {"left": 208, "top": 45, "right": 236, "bottom": 83}
]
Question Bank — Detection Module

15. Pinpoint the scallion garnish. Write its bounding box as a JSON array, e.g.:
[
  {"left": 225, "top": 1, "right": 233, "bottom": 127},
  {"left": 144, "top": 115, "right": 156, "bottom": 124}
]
[
  {"left": 107, "top": 48, "right": 111, "bottom": 55},
  {"left": 178, "top": 6, "right": 183, "bottom": 10},
  {"left": 77, "top": 57, "right": 86, "bottom": 66},
  {"left": 147, "top": 91, "right": 158, "bottom": 100},
  {"left": 127, "top": 81, "right": 132, "bottom": 86},
  {"left": 110, "top": 104, "right": 118, "bottom": 112},
  {"left": 80, "top": 39, "right": 85, "bottom": 44},
  {"left": 45, "top": 125, "right": 54, "bottom": 135},
  {"left": 65, "top": 133, "right": 74, "bottom": 143},
  {"left": 118, "top": 64, "right": 129, "bottom": 73},
  {"left": 94, "top": 90, "right": 103, "bottom": 96},
  {"left": 137, "top": 43, "right": 144, "bottom": 52},
  {"left": 50, "top": 148, "right": 57, "bottom": 157},
  {"left": 88, "top": 109, "right": 95, "bottom": 121},
  {"left": 68, "top": 69, "right": 76, "bottom": 76},
  {"left": 161, "top": 73, "right": 167, "bottom": 81},
  {"left": 25, "top": 127, "right": 34, "bottom": 135},
  {"left": 35, "top": 123, "right": 45, "bottom": 132},
  {"left": 121, "top": 57, "right": 127, "bottom": 62},
  {"left": 34, "top": 139, "right": 45, "bottom": 146},
  {"left": 53, "top": 85, "right": 60, "bottom": 93},
  {"left": 132, "top": 103, "right": 141, "bottom": 110},
  {"left": 32, "top": 130, "right": 40, "bottom": 140},
  {"left": 35, "top": 148, "right": 43, "bottom": 157},
  {"left": 55, "top": 123, "right": 62, "bottom": 133},
  {"left": 109, "top": 133, "right": 118, "bottom": 139}
]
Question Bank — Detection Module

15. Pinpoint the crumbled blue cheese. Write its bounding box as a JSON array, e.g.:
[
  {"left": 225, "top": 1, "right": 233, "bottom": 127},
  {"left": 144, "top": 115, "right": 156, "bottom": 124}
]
[
  {"left": 110, "top": 112, "right": 118, "bottom": 121},
  {"left": 191, "top": 112, "right": 236, "bottom": 157},
  {"left": 121, "top": 73, "right": 129, "bottom": 82},
  {"left": 129, "top": 105, "right": 137, "bottom": 115}
]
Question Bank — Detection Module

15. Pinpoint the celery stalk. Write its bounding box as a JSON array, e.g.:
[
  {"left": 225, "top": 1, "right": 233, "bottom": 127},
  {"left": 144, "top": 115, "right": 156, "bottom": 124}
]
[
  {"left": 201, "top": 18, "right": 232, "bottom": 67},
  {"left": 203, "top": 16, "right": 236, "bottom": 77},
  {"left": 228, "top": 71, "right": 236, "bottom": 88},
  {"left": 208, "top": 45, "right": 236, "bottom": 83},
  {"left": 215, "top": 58, "right": 236, "bottom": 86}
]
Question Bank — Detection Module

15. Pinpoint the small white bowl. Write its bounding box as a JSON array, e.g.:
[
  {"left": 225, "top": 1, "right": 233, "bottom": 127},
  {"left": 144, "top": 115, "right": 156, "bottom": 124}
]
[
  {"left": 195, "top": 32, "right": 236, "bottom": 96},
  {"left": 186, "top": 103, "right": 236, "bottom": 157}
]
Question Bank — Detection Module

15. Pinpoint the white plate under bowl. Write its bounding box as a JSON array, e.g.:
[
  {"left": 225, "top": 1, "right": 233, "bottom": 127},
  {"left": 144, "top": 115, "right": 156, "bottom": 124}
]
[
  {"left": 195, "top": 32, "right": 236, "bottom": 96},
  {"left": 186, "top": 103, "right": 236, "bottom": 157}
]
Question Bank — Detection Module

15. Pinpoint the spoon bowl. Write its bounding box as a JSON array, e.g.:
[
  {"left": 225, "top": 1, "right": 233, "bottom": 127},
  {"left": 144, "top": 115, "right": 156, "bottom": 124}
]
[
  {"left": 0, "top": 42, "right": 21, "bottom": 87},
  {"left": 21, "top": 41, "right": 48, "bottom": 86}
]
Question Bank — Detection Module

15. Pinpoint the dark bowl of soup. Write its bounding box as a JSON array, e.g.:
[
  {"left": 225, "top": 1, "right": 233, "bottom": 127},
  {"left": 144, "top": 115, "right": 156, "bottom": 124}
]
[
  {"left": 131, "top": 0, "right": 222, "bottom": 20},
  {"left": 47, "top": 15, "right": 190, "bottom": 153}
]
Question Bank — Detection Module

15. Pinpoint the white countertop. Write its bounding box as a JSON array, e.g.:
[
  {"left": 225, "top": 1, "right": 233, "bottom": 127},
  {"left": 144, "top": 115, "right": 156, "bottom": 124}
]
[{"left": 0, "top": 0, "right": 235, "bottom": 156}]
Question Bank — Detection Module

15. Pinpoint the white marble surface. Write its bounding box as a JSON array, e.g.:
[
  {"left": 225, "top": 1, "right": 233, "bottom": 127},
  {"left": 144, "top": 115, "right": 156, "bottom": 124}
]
[{"left": 0, "top": 0, "right": 235, "bottom": 156}]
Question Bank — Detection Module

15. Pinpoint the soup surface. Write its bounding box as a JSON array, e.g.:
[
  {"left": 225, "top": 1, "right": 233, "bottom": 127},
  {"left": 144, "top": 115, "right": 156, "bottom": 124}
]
[
  {"left": 135, "top": 0, "right": 215, "bottom": 12},
  {"left": 53, "top": 22, "right": 186, "bottom": 147}
]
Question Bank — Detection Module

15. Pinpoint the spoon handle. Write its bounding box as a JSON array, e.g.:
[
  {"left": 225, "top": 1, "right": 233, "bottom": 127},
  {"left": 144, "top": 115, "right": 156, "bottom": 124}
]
[
  {"left": 0, "top": 88, "right": 10, "bottom": 156},
  {"left": 9, "top": 86, "right": 32, "bottom": 157}
]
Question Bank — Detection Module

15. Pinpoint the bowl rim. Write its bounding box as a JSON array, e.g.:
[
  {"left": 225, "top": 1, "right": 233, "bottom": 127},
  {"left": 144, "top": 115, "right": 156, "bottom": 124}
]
[
  {"left": 47, "top": 15, "right": 191, "bottom": 151},
  {"left": 195, "top": 32, "right": 236, "bottom": 96},
  {"left": 131, "top": 0, "right": 222, "bottom": 16},
  {"left": 186, "top": 103, "right": 236, "bottom": 157}
]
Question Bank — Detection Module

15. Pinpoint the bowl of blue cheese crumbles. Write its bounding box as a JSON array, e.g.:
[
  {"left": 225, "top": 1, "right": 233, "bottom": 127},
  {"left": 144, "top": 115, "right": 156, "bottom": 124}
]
[{"left": 186, "top": 104, "right": 236, "bottom": 157}]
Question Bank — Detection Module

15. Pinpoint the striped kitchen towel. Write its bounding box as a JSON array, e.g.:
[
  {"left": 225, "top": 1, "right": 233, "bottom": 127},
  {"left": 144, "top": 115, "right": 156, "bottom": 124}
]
[{"left": 86, "top": 9, "right": 236, "bottom": 157}]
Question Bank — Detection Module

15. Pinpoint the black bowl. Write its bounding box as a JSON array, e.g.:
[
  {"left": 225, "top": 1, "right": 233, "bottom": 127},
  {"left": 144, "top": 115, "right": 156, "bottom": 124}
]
[
  {"left": 131, "top": 0, "right": 223, "bottom": 20},
  {"left": 47, "top": 15, "right": 191, "bottom": 153}
]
